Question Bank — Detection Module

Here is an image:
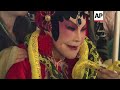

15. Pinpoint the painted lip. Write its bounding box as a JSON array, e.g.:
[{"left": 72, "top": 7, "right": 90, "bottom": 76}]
[{"left": 67, "top": 45, "right": 78, "bottom": 50}]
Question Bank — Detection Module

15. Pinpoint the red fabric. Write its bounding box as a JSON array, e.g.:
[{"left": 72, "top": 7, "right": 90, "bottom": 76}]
[
  {"left": 6, "top": 58, "right": 78, "bottom": 79},
  {"left": 58, "top": 66, "right": 62, "bottom": 73},
  {"left": 65, "top": 58, "right": 78, "bottom": 79},
  {"left": 6, "top": 58, "right": 31, "bottom": 79},
  {"left": 6, "top": 58, "right": 47, "bottom": 79},
  {"left": 40, "top": 63, "right": 46, "bottom": 79},
  {"left": 38, "top": 33, "right": 53, "bottom": 57}
]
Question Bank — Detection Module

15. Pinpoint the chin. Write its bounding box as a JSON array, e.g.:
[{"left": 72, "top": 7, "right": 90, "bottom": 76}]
[
  {"left": 65, "top": 54, "right": 77, "bottom": 59},
  {"left": 61, "top": 50, "right": 78, "bottom": 59}
]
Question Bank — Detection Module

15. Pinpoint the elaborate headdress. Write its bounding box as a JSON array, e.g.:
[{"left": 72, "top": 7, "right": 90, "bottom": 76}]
[
  {"left": 35, "top": 11, "right": 55, "bottom": 33},
  {"left": 35, "top": 11, "right": 89, "bottom": 34}
]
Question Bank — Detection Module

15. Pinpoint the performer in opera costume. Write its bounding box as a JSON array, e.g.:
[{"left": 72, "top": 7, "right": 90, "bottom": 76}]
[{"left": 5, "top": 11, "right": 120, "bottom": 79}]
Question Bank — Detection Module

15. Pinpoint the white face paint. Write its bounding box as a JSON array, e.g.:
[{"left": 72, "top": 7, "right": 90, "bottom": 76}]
[{"left": 52, "top": 15, "right": 87, "bottom": 59}]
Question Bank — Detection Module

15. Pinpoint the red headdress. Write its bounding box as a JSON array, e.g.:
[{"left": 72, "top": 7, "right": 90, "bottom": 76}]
[
  {"left": 35, "top": 11, "right": 55, "bottom": 34},
  {"left": 35, "top": 11, "right": 55, "bottom": 57}
]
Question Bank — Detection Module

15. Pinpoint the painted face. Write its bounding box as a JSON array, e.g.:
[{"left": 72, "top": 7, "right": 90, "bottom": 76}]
[
  {"left": 52, "top": 15, "right": 87, "bottom": 59},
  {"left": 7, "top": 11, "right": 28, "bottom": 16}
]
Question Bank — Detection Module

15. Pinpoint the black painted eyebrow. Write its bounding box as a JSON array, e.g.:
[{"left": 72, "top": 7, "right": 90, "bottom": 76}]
[{"left": 66, "top": 25, "right": 75, "bottom": 31}]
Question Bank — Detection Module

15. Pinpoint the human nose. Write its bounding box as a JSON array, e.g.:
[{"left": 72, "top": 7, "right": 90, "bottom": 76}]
[{"left": 74, "top": 29, "right": 81, "bottom": 42}]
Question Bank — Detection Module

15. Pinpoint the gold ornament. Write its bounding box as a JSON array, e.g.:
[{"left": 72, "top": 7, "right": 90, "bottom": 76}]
[{"left": 45, "top": 15, "right": 51, "bottom": 22}]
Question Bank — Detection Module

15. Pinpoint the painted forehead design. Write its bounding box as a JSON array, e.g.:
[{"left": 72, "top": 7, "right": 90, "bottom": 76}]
[
  {"left": 35, "top": 11, "right": 89, "bottom": 40},
  {"left": 35, "top": 11, "right": 89, "bottom": 31},
  {"left": 77, "top": 11, "right": 82, "bottom": 25},
  {"left": 76, "top": 11, "right": 89, "bottom": 26},
  {"left": 65, "top": 11, "right": 88, "bottom": 27}
]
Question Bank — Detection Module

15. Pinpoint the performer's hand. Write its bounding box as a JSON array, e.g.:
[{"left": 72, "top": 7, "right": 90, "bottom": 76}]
[
  {"left": 15, "top": 48, "right": 27, "bottom": 63},
  {"left": 96, "top": 67, "right": 120, "bottom": 79}
]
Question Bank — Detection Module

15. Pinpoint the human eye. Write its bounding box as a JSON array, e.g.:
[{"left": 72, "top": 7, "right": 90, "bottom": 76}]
[{"left": 66, "top": 25, "right": 75, "bottom": 31}]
